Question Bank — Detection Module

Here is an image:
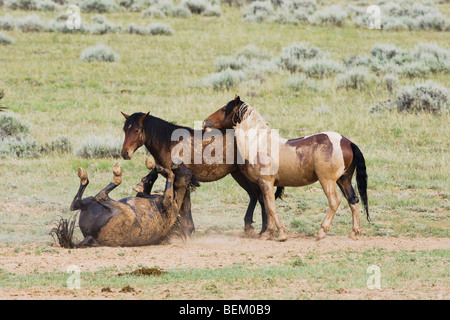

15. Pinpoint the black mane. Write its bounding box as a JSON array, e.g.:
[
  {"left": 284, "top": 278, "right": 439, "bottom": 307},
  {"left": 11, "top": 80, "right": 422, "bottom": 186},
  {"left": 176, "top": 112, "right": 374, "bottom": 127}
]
[
  {"left": 225, "top": 99, "right": 245, "bottom": 116},
  {"left": 125, "top": 113, "right": 194, "bottom": 150}
]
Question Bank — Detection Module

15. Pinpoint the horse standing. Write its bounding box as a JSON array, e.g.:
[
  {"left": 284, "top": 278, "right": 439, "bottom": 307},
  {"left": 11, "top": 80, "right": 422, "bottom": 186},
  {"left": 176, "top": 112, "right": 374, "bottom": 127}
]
[
  {"left": 120, "top": 111, "right": 284, "bottom": 235},
  {"left": 203, "top": 96, "right": 369, "bottom": 241}
]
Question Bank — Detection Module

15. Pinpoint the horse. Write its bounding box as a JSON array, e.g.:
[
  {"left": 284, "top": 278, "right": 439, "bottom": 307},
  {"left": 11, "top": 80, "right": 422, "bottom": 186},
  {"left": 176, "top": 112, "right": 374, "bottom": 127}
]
[
  {"left": 202, "top": 96, "right": 369, "bottom": 241},
  {"left": 120, "top": 111, "right": 284, "bottom": 236},
  {"left": 65, "top": 158, "right": 197, "bottom": 247}
]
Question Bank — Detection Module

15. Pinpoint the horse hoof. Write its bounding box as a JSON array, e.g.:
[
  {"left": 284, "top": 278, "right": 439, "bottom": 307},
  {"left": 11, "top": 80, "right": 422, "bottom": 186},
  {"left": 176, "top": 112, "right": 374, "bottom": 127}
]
[
  {"left": 244, "top": 226, "right": 255, "bottom": 236},
  {"left": 260, "top": 231, "right": 272, "bottom": 241},
  {"left": 113, "top": 163, "right": 122, "bottom": 176},
  {"left": 146, "top": 158, "right": 155, "bottom": 170},
  {"left": 276, "top": 232, "right": 288, "bottom": 242},
  {"left": 315, "top": 228, "right": 327, "bottom": 241},
  {"left": 77, "top": 168, "right": 88, "bottom": 185},
  {"left": 112, "top": 163, "right": 122, "bottom": 185},
  {"left": 348, "top": 229, "right": 360, "bottom": 241}
]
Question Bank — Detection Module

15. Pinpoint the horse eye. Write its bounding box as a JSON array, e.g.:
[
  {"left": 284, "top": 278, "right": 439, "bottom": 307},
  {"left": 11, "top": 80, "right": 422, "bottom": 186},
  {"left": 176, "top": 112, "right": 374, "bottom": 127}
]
[{"left": 135, "top": 129, "right": 139, "bottom": 133}]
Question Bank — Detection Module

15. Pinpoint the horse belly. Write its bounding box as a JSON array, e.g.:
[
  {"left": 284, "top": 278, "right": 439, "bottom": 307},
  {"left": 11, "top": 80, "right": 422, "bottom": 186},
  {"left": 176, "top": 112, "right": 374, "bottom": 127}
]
[
  {"left": 95, "top": 199, "right": 165, "bottom": 246},
  {"left": 275, "top": 156, "right": 318, "bottom": 187},
  {"left": 186, "top": 163, "right": 234, "bottom": 182}
]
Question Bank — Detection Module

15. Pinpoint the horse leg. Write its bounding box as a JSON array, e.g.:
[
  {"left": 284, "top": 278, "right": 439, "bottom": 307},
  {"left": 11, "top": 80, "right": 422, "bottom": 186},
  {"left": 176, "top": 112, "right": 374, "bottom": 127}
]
[
  {"left": 179, "top": 192, "right": 195, "bottom": 236},
  {"left": 93, "top": 163, "right": 122, "bottom": 202},
  {"left": 316, "top": 179, "right": 341, "bottom": 240},
  {"left": 161, "top": 163, "right": 176, "bottom": 209},
  {"left": 230, "top": 171, "right": 260, "bottom": 235},
  {"left": 258, "top": 194, "right": 268, "bottom": 235},
  {"left": 70, "top": 168, "right": 89, "bottom": 211},
  {"left": 134, "top": 169, "right": 158, "bottom": 196},
  {"left": 258, "top": 179, "right": 287, "bottom": 241},
  {"left": 337, "top": 177, "right": 361, "bottom": 240}
]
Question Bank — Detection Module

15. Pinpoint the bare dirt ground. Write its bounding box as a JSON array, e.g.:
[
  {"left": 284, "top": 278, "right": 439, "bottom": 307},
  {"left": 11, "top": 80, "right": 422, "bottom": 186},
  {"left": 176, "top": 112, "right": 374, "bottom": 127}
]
[{"left": 0, "top": 233, "right": 449, "bottom": 300}]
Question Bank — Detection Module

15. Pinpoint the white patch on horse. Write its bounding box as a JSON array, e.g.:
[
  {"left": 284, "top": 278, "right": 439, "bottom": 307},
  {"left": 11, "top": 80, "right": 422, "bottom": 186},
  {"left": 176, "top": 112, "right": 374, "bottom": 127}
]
[{"left": 324, "top": 131, "right": 345, "bottom": 177}]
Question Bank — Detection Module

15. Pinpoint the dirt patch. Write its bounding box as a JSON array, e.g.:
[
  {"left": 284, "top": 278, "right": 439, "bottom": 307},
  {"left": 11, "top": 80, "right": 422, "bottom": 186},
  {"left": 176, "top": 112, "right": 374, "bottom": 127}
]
[
  {"left": 0, "top": 233, "right": 448, "bottom": 300},
  {"left": 119, "top": 267, "right": 166, "bottom": 277},
  {"left": 0, "top": 232, "right": 448, "bottom": 274}
]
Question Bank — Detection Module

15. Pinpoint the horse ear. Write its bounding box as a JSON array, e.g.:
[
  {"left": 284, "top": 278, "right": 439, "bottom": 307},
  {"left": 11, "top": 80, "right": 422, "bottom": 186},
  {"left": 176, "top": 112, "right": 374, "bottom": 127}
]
[
  {"left": 234, "top": 95, "right": 240, "bottom": 103},
  {"left": 121, "top": 112, "right": 130, "bottom": 119},
  {"left": 139, "top": 112, "right": 149, "bottom": 126}
]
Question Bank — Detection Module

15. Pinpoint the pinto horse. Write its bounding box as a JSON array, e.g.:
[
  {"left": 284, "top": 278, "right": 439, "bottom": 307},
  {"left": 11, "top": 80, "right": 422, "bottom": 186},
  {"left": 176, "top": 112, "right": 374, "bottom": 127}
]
[
  {"left": 120, "top": 111, "right": 284, "bottom": 235},
  {"left": 203, "top": 96, "right": 369, "bottom": 241}
]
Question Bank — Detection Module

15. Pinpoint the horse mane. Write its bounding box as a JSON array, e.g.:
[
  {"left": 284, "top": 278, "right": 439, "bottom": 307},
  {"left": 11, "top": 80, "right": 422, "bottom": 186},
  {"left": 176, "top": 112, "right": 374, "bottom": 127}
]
[
  {"left": 126, "top": 113, "right": 194, "bottom": 150},
  {"left": 234, "top": 103, "right": 270, "bottom": 132}
]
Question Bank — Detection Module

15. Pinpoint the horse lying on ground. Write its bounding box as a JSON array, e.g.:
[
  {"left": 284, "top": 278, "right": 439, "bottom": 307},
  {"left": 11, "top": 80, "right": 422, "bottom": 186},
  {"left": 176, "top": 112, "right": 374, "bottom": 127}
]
[
  {"left": 53, "top": 158, "right": 197, "bottom": 247},
  {"left": 203, "top": 96, "right": 369, "bottom": 241}
]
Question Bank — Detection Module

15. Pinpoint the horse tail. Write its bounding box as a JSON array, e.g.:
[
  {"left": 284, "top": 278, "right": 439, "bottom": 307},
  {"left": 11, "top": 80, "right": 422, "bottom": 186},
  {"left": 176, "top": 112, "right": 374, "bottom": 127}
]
[
  {"left": 350, "top": 142, "right": 370, "bottom": 222},
  {"left": 275, "top": 187, "right": 285, "bottom": 200}
]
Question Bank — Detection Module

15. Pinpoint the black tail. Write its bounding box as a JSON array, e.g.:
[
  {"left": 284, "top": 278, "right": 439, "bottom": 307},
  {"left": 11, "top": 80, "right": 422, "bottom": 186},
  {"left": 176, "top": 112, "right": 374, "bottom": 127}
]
[{"left": 350, "top": 143, "right": 370, "bottom": 222}]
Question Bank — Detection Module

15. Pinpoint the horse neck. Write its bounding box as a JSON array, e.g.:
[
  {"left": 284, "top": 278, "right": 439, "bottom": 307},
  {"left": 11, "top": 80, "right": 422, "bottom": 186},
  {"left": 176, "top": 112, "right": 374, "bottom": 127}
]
[
  {"left": 143, "top": 116, "right": 193, "bottom": 167},
  {"left": 162, "top": 186, "right": 188, "bottom": 230},
  {"left": 234, "top": 107, "right": 283, "bottom": 162}
]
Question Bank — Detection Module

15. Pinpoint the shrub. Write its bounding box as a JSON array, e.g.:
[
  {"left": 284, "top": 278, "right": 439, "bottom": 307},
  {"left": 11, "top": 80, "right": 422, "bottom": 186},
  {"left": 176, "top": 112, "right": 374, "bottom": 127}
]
[
  {"left": 411, "top": 42, "right": 450, "bottom": 73},
  {"left": 182, "top": 0, "right": 209, "bottom": 14},
  {"left": 309, "top": 4, "right": 348, "bottom": 26},
  {"left": 236, "top": 44, "right": 271, "bottom": 61},
  {"left": 16, "top": 14, "right": 47, "bottom": 32},
  {"left": 0, "top": 15, "right": 16, "bottom": 31},
  {"left": 169, "top": 5, "right": 192, "bottom": 18},
  {"left": 128, "top": 22, "right": 149, "bottom": 35},
  {"left": 0, "top": 134, "right": 40, "bottom": 158},
  {"left": 4, "top": 0, "right": 38, "bottom": 10},
  {"left": 382, "top": 74, "right": 399, "bottom": 93},
  {"left": 89, "top": 15, "right": 122, "bottom": 34},
  {"left": 79, "top": 0, "right": 119, "bottom": 13},
  {"left": 276, "top": 42, "right": 321, "bottom": 72},
  {"left": 243, "top": 1, "right": 275, "bottom": 22},
  {"left": 0, "top": 114, "right": 30, "bottom": 137},
  {"left": 201, "top": 4, "right": 221, "bottom": 17},
  {"left": 75, "top": 135, "right": 122, "bottom": 158},
  {"left": 36, "top": 0, "right": 60, "bottom": 11},
  {"left": 142, "top": 6, "right": 166, "bottom": 18},
  {"left": 41, "top": 136, "right": 72, "bottom": 154},
  {"left": 335, "top": 67, "right": 374, "bottom": 90},
  {"left": 350, "top": 0, "right": 449, "bottom": 31},
  {"left": 394, "top": 81, "right": 448, "bottom": 114},
  {"left": 214, "top": 56, "right": 245, "bottom": 72},
  {"left": 80, "top": 44, "right": 120, "bottom": 62},
  {"left": 401, "top": 61, "right": 430, "bottom": 78},
  {"left": 201, "top": 69, "right": 246, "bottom": 90},
  {"left": 343, "top": 55, "right": 371, "bottom": 68},
  {"left": 285, "top": 74, "right": 319, "bottom": 91},
  {"left": 148, "top": 22, "right": 173, "bottom": 35},
  {"left": 281, "top": 0, "right": 317, "bottom": 13},
  {"left": 0, "top": 31, "right": 14, "bottom": 45},
  {"left": 370, "top": 43, "right": 410, "bottom": 65},
  {"left": 303, "top": 58, "right": 343, "bottom": 78}
]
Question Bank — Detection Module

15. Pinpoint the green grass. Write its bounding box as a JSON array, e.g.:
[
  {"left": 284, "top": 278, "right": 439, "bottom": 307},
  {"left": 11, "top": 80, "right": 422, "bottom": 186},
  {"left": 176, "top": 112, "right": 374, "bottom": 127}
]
[
  {"left": 0, "top": 248, "right": 447, "bottom": 299},
  {"left": 0, "top": 5, "right": 448, "bottom": 300},
  {"left": 0, "top": 6, "right": 449, "bottom": 242}
]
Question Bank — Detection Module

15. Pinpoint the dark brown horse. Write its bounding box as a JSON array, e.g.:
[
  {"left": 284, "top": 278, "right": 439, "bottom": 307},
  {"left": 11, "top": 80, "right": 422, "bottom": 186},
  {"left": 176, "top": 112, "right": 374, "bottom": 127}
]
[
  {"left": 120, "top": 111, "right": 284, "bottom": 235},
  {"left": 203, "top": 96, "right": 369, "bottom": 241},
  {"left": 66, "top": 159, "right": 196, "bottom": 247}
]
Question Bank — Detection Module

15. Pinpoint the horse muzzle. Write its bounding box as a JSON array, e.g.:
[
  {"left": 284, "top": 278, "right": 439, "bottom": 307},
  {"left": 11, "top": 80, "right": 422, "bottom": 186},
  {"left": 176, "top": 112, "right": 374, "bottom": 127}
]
[
  {"left": 122, "top": 149, "right": 133, "bottom": 160},
  {"left": 202, "top": 120, "right": 213, "bottom": 132}
]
